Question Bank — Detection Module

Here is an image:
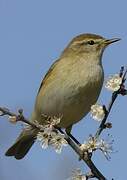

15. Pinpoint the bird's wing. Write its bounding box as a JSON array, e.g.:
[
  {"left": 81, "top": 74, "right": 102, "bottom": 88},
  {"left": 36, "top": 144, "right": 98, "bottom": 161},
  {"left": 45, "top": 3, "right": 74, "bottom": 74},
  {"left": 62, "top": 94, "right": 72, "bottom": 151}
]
[{"left": 37, "top": 59, "right": 60, "bottom": 94}]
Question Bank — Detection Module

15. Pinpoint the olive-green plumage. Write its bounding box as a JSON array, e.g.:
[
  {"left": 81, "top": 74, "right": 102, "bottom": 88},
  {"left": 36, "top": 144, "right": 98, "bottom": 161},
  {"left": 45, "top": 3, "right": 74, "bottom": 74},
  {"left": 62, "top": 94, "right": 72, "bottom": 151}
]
[{"left": 5, "top": 33, "right": 120, "bottom": 159}]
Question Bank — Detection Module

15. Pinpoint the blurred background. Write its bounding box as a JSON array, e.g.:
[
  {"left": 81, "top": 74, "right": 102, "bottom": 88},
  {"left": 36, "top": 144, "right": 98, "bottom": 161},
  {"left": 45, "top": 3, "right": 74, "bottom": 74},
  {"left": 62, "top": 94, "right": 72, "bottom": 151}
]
[{"left": 0, "top": 0, "right": 126, "bottom": 179}]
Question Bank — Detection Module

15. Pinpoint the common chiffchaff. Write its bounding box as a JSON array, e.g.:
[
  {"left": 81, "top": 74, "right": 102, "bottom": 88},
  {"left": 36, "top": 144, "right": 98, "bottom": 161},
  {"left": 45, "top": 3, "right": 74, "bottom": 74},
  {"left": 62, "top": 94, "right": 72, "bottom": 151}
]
[{"left": 6, "top": 33, "right": 120, "bottom": 159}]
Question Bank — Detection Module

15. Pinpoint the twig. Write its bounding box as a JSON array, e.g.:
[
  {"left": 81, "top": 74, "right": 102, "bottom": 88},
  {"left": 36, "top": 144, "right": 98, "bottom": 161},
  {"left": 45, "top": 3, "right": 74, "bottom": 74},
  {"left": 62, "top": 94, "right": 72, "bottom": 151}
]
[
  {"left": 0, "top": 106, "right": 106, "bottom": 179},
  {"left": 0, "top": 107, "right": 40, "bottom": 131},
  {"left": 59, "top": 128, "right": 106, "bottom": 179},
  {"left": 95, "top": 91, "right": 118, "bottom": 139},
  {"left": 95, "top": 66, "right": 127, "bottom": 139},
  {"left": 0, "top": 66, "right": 127, "bottom": 180}
]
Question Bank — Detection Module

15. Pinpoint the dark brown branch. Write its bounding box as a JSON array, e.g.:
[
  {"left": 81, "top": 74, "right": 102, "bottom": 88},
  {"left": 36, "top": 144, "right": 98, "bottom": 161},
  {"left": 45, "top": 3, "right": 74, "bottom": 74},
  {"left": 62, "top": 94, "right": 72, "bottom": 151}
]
[
  {"left": 0, "top": 107, "right": 41, "bottom": 130},
  {"left": 0, "top": 66, "right": 127, "bottom": 180},
  {"left": 0, "top": 106, "right": 106, "bottom": 179},
  {"left": 95, "top": 66, "right": 127, "bottom": 139},
  {"left": 95, "top": 92, "right": 118, "bottom": 139},
  {"left": 58, "top": 128, "right": 106, "bottom": 179}
]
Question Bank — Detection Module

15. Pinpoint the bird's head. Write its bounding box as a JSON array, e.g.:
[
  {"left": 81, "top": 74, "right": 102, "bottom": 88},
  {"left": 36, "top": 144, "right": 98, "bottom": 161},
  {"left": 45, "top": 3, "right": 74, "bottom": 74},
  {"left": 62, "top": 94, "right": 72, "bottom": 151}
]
[{"left": 62, "top": 33, "right": 121, "bottom": 59}]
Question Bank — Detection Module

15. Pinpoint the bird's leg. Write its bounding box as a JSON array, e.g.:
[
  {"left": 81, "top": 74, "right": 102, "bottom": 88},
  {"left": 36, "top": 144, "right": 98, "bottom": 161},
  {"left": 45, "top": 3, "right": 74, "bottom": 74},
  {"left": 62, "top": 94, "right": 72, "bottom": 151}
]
[
  {"left": 56, "top": 126, "right": 81, "bottom": 145},
  {"left": 65, "top": 125, "right": 81, "bottom": 145},
  {"left": 67, "top": 133, "right": 81, "bottom": 145}
]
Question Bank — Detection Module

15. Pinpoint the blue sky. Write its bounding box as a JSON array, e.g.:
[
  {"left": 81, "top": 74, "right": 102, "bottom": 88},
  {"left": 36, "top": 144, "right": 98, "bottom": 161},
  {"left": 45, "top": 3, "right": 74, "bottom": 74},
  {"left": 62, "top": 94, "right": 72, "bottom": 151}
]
[{"left": 0, "top": 0, "right": 127, "bottom": 179}]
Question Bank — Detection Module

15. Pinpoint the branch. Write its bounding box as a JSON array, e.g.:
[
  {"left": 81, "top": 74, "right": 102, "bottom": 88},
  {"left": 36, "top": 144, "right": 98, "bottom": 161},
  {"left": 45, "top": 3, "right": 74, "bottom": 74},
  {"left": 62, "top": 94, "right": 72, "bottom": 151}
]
[
  {"left": 0, "top": 106, "right": 106, "bottom": 179},
  {"left": 95, "top": 66, "right": 127, "bottom": 139},
  {"left": 0, "top": 108, "right": 41, "bottom": 130},
  {"left": 0, "top": 66, "right": 127, "bottom": 180},
  {"left": 58, "top": 128, "right": 106, "bottom": 179}
]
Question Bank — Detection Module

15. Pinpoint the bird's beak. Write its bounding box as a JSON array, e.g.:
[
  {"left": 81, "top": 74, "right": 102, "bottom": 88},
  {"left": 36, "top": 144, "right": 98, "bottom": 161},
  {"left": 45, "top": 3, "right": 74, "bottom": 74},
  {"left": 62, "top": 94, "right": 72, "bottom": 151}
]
[{"left": 104, "top": 38, "right": 121, "bottom": 46}]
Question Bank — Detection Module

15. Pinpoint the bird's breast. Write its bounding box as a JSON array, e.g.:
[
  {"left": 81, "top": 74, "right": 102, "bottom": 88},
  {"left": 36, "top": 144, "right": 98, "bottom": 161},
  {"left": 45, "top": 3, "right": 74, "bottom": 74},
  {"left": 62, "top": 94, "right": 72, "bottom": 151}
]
[{"left": 33, "top": 59, "right": 104, "bottom": 128}]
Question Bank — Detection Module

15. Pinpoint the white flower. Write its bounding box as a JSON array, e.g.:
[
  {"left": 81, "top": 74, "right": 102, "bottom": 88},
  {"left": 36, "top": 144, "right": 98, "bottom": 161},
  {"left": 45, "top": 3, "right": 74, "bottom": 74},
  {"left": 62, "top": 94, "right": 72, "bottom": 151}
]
[
  {"left": 37, "top": 127, "right": 53, "bottom": 149},
  {"left": 80, "top": 135, "right": 114, "bottom": 160},
  {"left": 50, "top": 133, "right": 68, "bottom": 153},
  {"left": 96, "top": 137, "right": 114, "bottom": 160},
  {"left": 33, "top": 120, "right": 44, "bottom": 130},
  {"left": 90, "top": 104, "right": 105, "bottom": 121},
  {"left": 50, "top": 116, "right": 61, "bottom": 126},
  {"left": 0, "top": 110, "right": 3, "bottom": 116},
  {"left": 42, "top": 114, "right": 62, "bottom": 128},
  {"left": 37, "top": 128, "right": 68, "bottom": 153},
  {"left": 8, "top": 116, "right": 17, "bottom": 124},
  {"left": 105, "top": 74, "right": 122, "bottom": 92},
  {"left": 68, "top": 169, "right": 86, "bottom": 180},
  {"left": 80, "top": 136, "right": 97, "bottom": 153},
  {"left": 36, "top": 114, "right": 67, "bottom": 153}
]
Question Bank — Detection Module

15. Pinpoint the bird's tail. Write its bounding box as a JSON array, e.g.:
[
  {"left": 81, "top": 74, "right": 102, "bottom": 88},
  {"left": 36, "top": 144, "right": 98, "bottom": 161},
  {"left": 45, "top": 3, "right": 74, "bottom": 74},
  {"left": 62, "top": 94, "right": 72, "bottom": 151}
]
[{"left": 5, "top": 128, "right": 37, "bottom": 159}]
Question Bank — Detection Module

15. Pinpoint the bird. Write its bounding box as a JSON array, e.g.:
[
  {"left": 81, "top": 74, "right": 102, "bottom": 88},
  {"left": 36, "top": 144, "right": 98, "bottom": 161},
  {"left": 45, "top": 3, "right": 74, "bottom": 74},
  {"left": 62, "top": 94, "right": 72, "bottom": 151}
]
[{"left": 5, "top": 33, "right": 120, "bottom": 159}]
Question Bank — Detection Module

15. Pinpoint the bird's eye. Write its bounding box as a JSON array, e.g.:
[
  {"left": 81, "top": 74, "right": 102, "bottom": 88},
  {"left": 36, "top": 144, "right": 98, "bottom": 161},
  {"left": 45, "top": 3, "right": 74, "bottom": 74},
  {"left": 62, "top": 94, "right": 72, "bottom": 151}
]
[{"left": 88, "top": 40, "right": 95, "bottom": 45}]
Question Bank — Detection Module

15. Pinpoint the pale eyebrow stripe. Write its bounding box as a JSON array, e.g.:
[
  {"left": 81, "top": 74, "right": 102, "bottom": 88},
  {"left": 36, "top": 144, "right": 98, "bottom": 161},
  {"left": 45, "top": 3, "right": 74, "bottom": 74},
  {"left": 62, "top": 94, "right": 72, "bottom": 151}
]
[{"left": 72, "top": 39, "right": 100, "bottom": 45}]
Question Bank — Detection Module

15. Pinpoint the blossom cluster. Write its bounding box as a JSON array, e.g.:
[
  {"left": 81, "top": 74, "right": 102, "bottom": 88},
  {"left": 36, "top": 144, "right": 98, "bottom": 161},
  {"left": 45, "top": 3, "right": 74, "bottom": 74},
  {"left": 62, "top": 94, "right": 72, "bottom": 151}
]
[
  {"left": 68, "top": 169, "right": 86, "bottom": 180},
  {"left": 90, "top": 74, "right": 123, "bottom": 122},
  {"left": 80, "top": 135, "right": 114, "bottom": 160},
  {"left": 36, "top": 115, "right": 68, "bottom": 153},
  {"left": 90, "top": 104, "right": 105, "bottom": 121},
  {"left": 105, "top": 74, "right": 122, "bottom": 92}
]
